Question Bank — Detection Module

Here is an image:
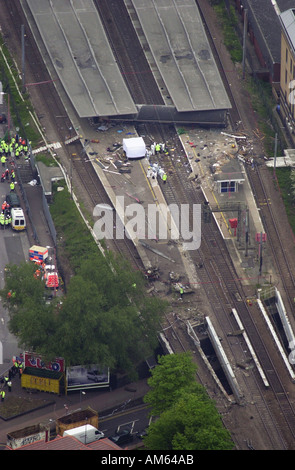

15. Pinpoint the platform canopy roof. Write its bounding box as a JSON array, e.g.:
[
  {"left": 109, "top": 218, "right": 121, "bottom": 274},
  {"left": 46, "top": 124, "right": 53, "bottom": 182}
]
[
  {"left": 131, "top": 0, "right": 231, "bottom": 112},
  {"left": 26, "top": 0, "right": 137, "bottom": 118},
  {"left": 26, "top": 0, "right": 230, "bottom": 121}
]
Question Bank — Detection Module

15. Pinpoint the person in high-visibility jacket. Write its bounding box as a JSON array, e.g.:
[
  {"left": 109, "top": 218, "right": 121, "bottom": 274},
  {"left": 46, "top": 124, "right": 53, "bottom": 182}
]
[
  {"left": 1, "top": 155, "right": 6, "bottom": 167},
  {"left": 10, "top": 181, "right": 15, "bottom": 191},
  {"left": 0, "top": 212, "right": 5, "bottom": 227},
  {"left": 162, "top": 173, "right": 167, "bottom": 184},
  {"left": 179, "top": 287, "right": 184, "bottom": 299}
]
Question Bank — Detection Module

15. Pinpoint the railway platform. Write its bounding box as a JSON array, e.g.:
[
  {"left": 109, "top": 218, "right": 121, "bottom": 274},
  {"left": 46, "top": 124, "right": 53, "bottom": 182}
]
[
  {"left": 66, "top": 117, "right": 268, "bottom": 292},
  {"left": 69, "top": 119, "right": 201, "bottom": 291},
  {"left": 20, "top": 0, "right": 268, "bottom": 290}
]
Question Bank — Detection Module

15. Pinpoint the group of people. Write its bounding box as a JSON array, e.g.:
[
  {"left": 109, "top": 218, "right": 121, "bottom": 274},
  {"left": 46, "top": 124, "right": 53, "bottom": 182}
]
[
  {"left": 0, "top": 200, "right": 12, "bottom": 228},
  {"left": 0, "top": 359, "right": 24, "bottom": 401},
  {"left": 146, "top": 142, "right": 169, "bottom": 183},
  {"left": 0, "top": 135, "right": 28, "bottom": 161},
  {"left": 1, "top": 167, "right": 15, "bottom": 183},
  {"left": 147, "top": 162, "right": 168, "bottom": 183},
  {"left": 151, "top": 142, "right": 169, "bottom": 156},
  {"left": 0, "top": 133, "right": 30, "bottom": 191}
]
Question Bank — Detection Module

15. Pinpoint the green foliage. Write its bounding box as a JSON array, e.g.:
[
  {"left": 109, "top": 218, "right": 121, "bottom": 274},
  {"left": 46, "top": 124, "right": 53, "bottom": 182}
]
[
  {"left": 145, "top": 392, "right": 234, "bottom": 450},
  {"left": 0, "top": 254, "right": 167, "bottom": 376},
  {"left": 212, "top": 1, "right": 242, "bottom": 63},
  {"left": 143, "top": 353, "right": 234, "bottom": 450},
  {"left": 0, "top": 263, "right": 58, "bottom": 352},
  {"left": 276, "top": 168, "right": 295, "bottom": 234},
  {"left": 35, "top": 153, "right": 58, "bottom": 167},
  {"left": 0, "top": 37, "right": 40, "bottom": 145},
  {"left": 144, "top": 352, "right": 199, "bottom": 415},
  {"left": 50, "top": 182, "right": 100, "bottom": 272},
  {"left": 244, "top": 76, "right": 279, "bottom": 158},
  {"left": 54, "top": 254, "right": 166, "bottom": 372}
]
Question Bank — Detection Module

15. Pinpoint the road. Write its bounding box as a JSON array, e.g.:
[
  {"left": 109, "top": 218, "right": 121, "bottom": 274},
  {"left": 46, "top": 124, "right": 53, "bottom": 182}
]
[
  {"left": 98, "top": 402, "right": 151, "bottom": 446},
  {"left": 0, "top": 116, "right": 31, "bottom": 371}
]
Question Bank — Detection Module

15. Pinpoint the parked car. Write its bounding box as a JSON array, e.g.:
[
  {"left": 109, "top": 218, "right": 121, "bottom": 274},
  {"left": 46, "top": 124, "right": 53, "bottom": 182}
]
[
  {"left": 6, "top": 193, "right": 20, "bottom": 208},
  {"left": 109, "top": 429, "right": 134, "bottom": 446}
]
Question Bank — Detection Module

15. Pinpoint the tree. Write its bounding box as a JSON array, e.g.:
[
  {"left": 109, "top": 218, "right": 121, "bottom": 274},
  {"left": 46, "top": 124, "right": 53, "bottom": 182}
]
[
  {"left": 143, "top": 353, "right": 234, "bottom": 450},
  {"left": 144, "top": 392, "right": 234, "bottom": 450},
  {"left": 144, "top": 352, "right": 201, "bottom": 415},
  {"left": 0, "top": 254, "right": 167, "bottom": 377},
  {"left": 0, "top": 262, "right": 58, "bottom": 353},
  {"left": 54, "top": 254, "right": 166, "bottom": 373}
]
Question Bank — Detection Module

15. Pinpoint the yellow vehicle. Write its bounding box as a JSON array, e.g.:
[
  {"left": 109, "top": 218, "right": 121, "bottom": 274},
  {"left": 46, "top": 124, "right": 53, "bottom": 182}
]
[{"left": 11, "top": 208, "right": 26, "bottom": 231}]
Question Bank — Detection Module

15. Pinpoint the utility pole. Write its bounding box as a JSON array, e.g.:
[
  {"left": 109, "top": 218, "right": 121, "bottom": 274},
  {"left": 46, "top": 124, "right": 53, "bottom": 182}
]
[
  {"left": 245, "top": 208, "right": 249, "bottom": 257},
  {"left": 273, "top": 133, "right": 278, "bottom": 177},
  {"left": 259, "top": 232, "right": 263, "bottom": 277},
  {"left": 21, "top": 25, "right": 26, "bottom": 93},
  {"left": 242, "top": 9, "right": 248, "bottom": 79}
]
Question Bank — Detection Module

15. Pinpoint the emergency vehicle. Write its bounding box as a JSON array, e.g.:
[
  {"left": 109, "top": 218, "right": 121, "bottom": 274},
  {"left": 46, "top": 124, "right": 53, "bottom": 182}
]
[
  {"left": 43, "top": 269, "right": 59, "bottom": 289},
  {"left": 11, "top": 208, "right": 26, "bottom": 231},
  {"left": 29, "top": 246, "right": 59, "bottom": 289}
]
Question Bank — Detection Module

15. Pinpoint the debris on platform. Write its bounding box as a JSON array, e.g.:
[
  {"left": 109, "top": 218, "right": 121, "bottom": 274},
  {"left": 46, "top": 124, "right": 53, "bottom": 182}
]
[
  {"left": 145, "top": 267, "right": 159, "bottom": 281},
  {"left": 172, "top": 282, "right": 194, "bottom": 295},
  {"left": 169, "top": 271, "right": 180, "bottom": 282}
]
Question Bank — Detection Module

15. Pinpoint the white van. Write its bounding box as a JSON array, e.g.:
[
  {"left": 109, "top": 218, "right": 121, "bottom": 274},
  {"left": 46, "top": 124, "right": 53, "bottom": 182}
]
[
  {"left": 63, "top": 424, "right": 104, "bottom": 444},
  {"left": 11, "top": 208, "right": 26, "bottom": 231}
]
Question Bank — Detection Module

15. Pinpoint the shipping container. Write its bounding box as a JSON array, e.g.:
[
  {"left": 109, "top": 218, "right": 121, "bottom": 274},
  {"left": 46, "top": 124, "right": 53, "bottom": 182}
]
[
  {"left": 56, "top": 407, "right": 98, "bottom": 437},
  {"left": 7, "top": 423, "right": 50, "bottom": 449},
  {"left": 21, "top": 367, "right": 65, "bottom": 394}
]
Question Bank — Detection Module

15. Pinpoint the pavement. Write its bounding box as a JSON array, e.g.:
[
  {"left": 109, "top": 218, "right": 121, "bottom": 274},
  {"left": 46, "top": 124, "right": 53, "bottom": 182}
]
[{"left": 0, "top": 373, "right": 150, "bottom": 447}]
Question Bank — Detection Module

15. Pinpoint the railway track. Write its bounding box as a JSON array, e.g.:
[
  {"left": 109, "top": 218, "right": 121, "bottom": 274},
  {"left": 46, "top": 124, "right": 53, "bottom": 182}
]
[
  {"left": 0, "top": 0, "right": 143, "bottom": 272},
  {"left": 193, "top": 0, "right": 295, "bottom": 445},
  {"left": 95, "top": 0, "right": 295, "bottom": 447},
  {"left": 246, "top": 163, "right": 295, "bottom": 302},
  {"left": 2, "top": 0, "right": 295, "bottom": 449}
]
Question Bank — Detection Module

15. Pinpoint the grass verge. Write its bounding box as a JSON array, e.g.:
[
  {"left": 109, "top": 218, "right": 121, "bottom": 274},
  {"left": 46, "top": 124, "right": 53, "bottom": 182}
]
[
  {"left": 211, "top": 0, "right": 242, "bottom": 63},
  {"left": 275, "top": 168, "right": 295, "bottom": 234},
  {"left": 49, "top": 181, "right": 103, "bottom": 277},
  {"left": 0, "top": 395, "right": 54, "bottom": 421}
]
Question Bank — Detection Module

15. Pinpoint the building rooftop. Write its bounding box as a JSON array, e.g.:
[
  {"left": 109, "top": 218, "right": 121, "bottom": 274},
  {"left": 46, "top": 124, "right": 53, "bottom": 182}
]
[
  {"left": 25, "top": 0, "right": 230, "bottom": 120},
  {"left": 132, "top": 0, "right": 231, "bottom": 112},
  {"left": 13, "top": 435, "right": 122, "bottom": 450},
  {"left": 26, "top": 0, "right": 137, "bottom": 118},
  {"left": 280, "top": 8, "right": 295, "bottom": 50},
  {"left": 241, "top": 0, "right": 295, "bottom": 64}
]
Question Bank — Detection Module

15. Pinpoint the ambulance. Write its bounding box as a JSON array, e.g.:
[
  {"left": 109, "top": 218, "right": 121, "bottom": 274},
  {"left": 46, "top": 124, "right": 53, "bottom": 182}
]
[{"left": 11, "top": 208, "right": 26, "bottom": 231}]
